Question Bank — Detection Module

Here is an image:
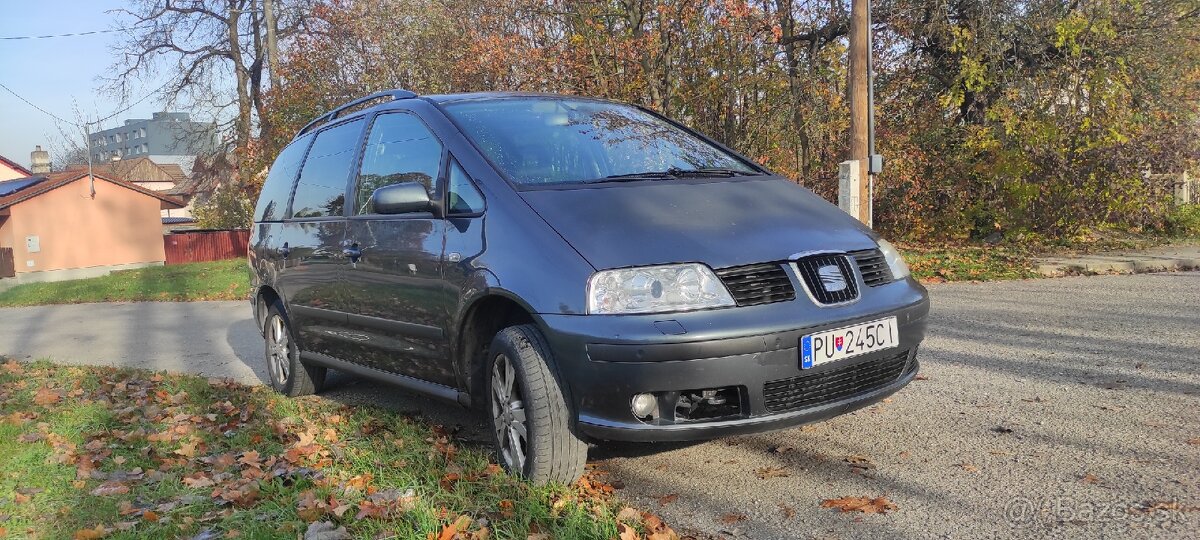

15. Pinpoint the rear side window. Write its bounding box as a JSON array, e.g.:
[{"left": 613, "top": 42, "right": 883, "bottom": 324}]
[
  {"left": 355, "top": 113, "right": 443, "bottom": 214},
  {"left": 291, "top": 118, "right": 365, "bottom": 218},
  {"left": 254, "top": 135, "right": 312, "bottom": 222}
]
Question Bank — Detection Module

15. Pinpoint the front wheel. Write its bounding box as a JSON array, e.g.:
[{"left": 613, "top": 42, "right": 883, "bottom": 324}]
[
  {"left": 487, "top": 324, "right": 587, "bottom": 484},
  {"left": 264, "top": 304, "right": 326, "bottom": 397}
]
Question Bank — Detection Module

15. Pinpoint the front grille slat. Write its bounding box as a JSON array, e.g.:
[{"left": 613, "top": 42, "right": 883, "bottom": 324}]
[
  {"left": 763, "top": 351, "right": 911, "bottom": 412},
  {"left": 850, "top": 249, "right": 893, "bottom": 287},
  {"left": 715, "top": 263, "right": 795, "bottom": 307}
]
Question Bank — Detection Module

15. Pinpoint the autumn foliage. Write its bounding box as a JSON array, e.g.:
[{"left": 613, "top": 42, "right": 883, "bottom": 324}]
[{"left": 249, "top": 0, "right": 1200, "bottom": 241}]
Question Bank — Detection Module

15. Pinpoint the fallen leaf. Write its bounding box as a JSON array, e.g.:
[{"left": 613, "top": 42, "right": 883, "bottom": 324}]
[
  {"left": 14, "top": 492, "right": 31, "bottom": 505},
  {"left": 34, "top": 387, "right": 63, "bottom": 406},
  {"left": 755, "top": 466, "right": 790, "bottom": 479},
  {"left": 142, "top": 510, "right": 159, "bottom": 522},
  {"left": 616, "top": 506, "right": 642, "bottom": 524},
  {"left": 72, "top": 525, "right": 109, "bottom": 540},
  {"left": 958, "top": 463, "right": 978, "bottom": 473},
  {"left": 658, "top": 493, "right": 679, "bottom": 506},
  {"left": 497, "top": 499, "right": 515, "bottom": 518},
  {"left": 820, "top": 496, "right": 898, "bottom": 514},
  {"left": 617, "top": 523, "right": 639, "bottom": 540},
  {"left": 438, "top": 515, "right": 472, "bottom": 540},
  {"left": 844, "top": 455, "right": 876, "bottom": 470},
  {"left": 913, "top": 375, "right": 929, "bottom": 381},
  {"left": 90, "top": 481, "right": 129, "bottom": 496},
  {"left": 768, "top": 445, "right": 795, "bottom": 454},
  {"left": 1186, "top": 438, "right": 1200, "bottom": 446},
  {"left": 779, "top": 503, "right": 796, "bottom": 519},
  {"left": 1080, "top": 473, "right": 1101, "bottom": 484},
  {"left": 303, "top": 521, "right": 349, "bottom": 540},
  {"left": 439, "top": 472, "right": 460, "bottom": 491},
  {"left": 719, "top": 513, "right": 747, "bottom": 524}
]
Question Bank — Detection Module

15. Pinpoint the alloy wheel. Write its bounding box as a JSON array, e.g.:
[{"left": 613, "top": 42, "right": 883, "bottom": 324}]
[
  {"left": 491, "top": 353, "right": 528, "bottom": 472},
  {"left": 266, "top": 315, "right": 291, "bottom": 386}
]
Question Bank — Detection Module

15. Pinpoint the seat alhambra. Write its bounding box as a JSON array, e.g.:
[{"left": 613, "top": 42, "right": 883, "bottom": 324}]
[{"left": 249, "top": 89, "right": 929, "bottom": 484}]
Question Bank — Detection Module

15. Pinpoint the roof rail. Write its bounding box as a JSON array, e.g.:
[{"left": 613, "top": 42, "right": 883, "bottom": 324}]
[{"left": 293, "top": 89, "right": 417, "bottom": 140}]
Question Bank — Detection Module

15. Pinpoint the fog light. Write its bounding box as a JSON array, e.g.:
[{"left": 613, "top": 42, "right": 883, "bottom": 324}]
[{"left": 631, "top": 393, "right": 657, "bottom": 418}]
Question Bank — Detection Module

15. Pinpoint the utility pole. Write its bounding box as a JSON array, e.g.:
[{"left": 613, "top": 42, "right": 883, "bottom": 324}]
[{"left": 847, "top": 0, "right": 870, "bottom": 225}]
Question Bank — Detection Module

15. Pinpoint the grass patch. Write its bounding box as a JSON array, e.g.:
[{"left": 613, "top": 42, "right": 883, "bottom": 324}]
[
  {"left": 901, "top": 244, "right": 1039, "bottom": 282},
  {"left": 0, "top": 259, "right": 249, "bottom": 308},
  {"left": 0, "top": 360, "right": 672, "bottom": 540}
]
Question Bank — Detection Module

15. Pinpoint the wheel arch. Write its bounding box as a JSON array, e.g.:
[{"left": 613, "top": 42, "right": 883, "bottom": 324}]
[{"left": 453, "top": 288, "right": 544, "bottom": 407}]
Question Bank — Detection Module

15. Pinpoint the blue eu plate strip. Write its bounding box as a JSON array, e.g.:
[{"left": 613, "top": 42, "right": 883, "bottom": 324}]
[{"left": 801, "top": 336, "right": 813, "bottom": 369}]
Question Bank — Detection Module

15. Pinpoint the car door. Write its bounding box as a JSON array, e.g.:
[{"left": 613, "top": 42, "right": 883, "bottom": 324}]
[
  {"left": 275, "top": 117, "right": 366, "bottom": 360},
  {"left": 338, "top": 111, "right": 456, "bottom": 385}
]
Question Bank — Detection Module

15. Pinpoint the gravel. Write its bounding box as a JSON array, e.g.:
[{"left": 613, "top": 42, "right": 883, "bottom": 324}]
[{"left": 2, "top": 272, "right": 1197, "bottom": 539}]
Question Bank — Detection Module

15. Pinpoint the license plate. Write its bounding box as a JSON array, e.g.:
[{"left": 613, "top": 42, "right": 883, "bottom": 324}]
[{"left": 801, "top": 317, "right": 898, "bottom": 369}]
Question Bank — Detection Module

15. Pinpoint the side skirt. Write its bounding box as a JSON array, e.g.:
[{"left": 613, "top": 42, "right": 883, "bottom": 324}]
[{"left": 300, "top": 351, "right": 472, "bottom": 408}]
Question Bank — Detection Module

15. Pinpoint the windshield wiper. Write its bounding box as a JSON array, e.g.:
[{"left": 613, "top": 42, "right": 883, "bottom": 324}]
[
  {"left": 588, "top": 171, "right": 676, "bottom": 183},
  {"left": 585, "top": 167, "right": 759, "bottom": 184},
  {"left": 665, "top": 167, "right": 758, "bottom": 178}
]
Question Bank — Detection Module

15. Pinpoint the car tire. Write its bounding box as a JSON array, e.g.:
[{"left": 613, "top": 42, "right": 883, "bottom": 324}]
[
  {"left": 263, "top": 303, "right": 326, "bottom": 397},
  {"left": 486, "top": 324, "right": 587, "bottom": 484}
]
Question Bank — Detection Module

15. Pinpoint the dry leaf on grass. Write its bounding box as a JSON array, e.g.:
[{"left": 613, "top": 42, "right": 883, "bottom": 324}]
[
  {"left": 819, "top": 496, "right": 898, "bottom": 514},
  {"left": 72, "top": 525, "right": 109, "bottom": 540},
  {"left": 90, "top": 481, "right": 129, "bottom": 496},
  {"left": 303, "top": 521, "right": 349, "bottom": 540},
  {"left": 33, "top": 387, "right": 62, "bottom": 406}
]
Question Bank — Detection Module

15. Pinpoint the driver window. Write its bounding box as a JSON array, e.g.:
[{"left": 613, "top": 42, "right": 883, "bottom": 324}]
[{"left": 355, "top": 112, "right": 443, "bottom": 214}]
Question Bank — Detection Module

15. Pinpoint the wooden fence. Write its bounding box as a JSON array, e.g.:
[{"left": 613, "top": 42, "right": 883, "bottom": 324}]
[
  {"left": 0, "top": 247, "right": 14, "bottom": 278},
  {"left": 163, "top": 230, "right": 250, "bottom": 265}
]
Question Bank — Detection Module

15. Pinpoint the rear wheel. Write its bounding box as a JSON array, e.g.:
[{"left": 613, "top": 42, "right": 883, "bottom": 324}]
[
  {"left": 487, "top": 324, "right": 587, "bottom": 484},
  {"left": 264, "top": 304, "right": 326, "bottom": 397}
]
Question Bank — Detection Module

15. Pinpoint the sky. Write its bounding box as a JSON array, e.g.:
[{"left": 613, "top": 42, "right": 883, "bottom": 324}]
[{"left": 0, "top": 1, "right": 175, "bottom": 170}]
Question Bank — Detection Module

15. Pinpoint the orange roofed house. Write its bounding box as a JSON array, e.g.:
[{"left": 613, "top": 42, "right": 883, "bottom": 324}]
[{"left": 0, "top": 170, "right": 184, "bottom": 286}]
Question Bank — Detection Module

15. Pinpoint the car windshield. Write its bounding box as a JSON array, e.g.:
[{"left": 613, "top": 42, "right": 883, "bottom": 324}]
[{"left": 442, "top": 97, "right": 759, "bottom": 185}]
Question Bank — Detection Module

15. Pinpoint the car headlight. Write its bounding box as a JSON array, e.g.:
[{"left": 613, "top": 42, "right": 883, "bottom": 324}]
[
  {"left": 587, "top": 263, "right": 735, "bottom": 315},
  {"left": 876, "top": 238, "right": 911, "bottom": 281}
]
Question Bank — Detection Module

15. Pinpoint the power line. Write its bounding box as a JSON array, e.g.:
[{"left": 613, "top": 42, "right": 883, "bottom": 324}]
[
  {"left": 0, "top": 27, "right": 135, "bottom": 41},
  {"left": 0, "top": 79, "right": 173, "bottom": 129},
  {"left": 0, "top": 81, "right": 78, "bottom": 126}
]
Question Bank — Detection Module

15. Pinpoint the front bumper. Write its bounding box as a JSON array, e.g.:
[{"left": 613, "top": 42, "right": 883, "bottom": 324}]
[{"left": 538, "top": 278, "right": 929, "bottom": 442}]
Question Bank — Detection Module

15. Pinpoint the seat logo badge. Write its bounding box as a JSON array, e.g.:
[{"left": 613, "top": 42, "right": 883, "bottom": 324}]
[{"left": 818, "top": 265, "right": 847, "bottom": 292}]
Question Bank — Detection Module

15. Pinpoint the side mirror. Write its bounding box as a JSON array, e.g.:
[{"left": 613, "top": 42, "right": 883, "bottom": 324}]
[{"left": 370, "top": 182, "right": 432, "bottom": 215}]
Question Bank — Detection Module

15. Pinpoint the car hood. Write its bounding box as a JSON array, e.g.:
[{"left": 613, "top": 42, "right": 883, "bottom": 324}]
[{"left": 518, "top": 176, "right": 879, "bottom": 270}]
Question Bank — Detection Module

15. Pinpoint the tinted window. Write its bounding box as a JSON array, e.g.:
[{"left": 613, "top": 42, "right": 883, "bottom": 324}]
[
  {"left": 447, "top": 159, "right": 484, "bottom": 214},
  {"left": 291, "top": 118, "right": 365, "bottom": 218},
  {"left": 254, "top": 135, "right": 312, "bottom": 221},
  {"left": 356, "top": 113, "right": 443, "bottom": 214},
  {"left": 443, "top": 98, "right": 756, "bottom": 185}
]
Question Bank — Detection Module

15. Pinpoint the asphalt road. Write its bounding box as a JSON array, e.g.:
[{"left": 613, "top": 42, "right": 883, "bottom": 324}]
[{"left": 1, "top": 273, "right": 1198, "bottom": 539}]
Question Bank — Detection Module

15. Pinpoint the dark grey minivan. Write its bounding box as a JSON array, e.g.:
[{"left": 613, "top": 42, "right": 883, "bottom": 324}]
[{"left": 249, "top": 89, "right": 929, "bottom": 483}]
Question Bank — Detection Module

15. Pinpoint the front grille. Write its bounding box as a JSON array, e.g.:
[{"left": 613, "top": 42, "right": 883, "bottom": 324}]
[
  {"left": 793, "top": 254, "right": 859, "bottom": 305},
  {"left": 715, "top": 263, "right": 795, "bottom": 307},
  {"left": 763, "top": 350, "right": 910, "bottom": 412},
  {"left": 850, "top": 249, "right": 892, "bottom": 286}
]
